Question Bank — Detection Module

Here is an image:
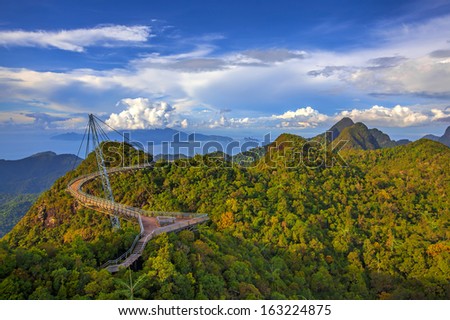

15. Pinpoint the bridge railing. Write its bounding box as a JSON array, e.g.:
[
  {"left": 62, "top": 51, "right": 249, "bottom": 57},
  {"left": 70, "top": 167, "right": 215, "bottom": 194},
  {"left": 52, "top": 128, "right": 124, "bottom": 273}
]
[
  {"left": 99, "top": 213, "right": 146, "bottom": 269},
  {"left": 69, "top": 164, "right": 209, "bottom": 270},
  {"left": 100, "top": 234, "right": 140, "bottom": 269},
  {"left": 100, "top": 215, "right": 209, "bottom": 269},
  {"left": 141, "top": 215, "right": 209, "bottom": 244},
  {"left": 68, "top": 167, "right": 206, "bottom": 220}
]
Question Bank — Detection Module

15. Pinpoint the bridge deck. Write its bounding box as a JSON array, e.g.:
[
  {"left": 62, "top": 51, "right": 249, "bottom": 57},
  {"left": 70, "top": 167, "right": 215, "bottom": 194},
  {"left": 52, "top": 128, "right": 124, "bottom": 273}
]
[{"left": 67, "top": 165, "right": 209, "bottom": 272}]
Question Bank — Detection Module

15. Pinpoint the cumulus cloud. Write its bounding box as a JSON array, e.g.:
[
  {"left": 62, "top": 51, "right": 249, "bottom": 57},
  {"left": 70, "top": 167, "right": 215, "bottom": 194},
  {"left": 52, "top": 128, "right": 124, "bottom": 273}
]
[
  {"left": 208, "top": 115, "right": 230, "bottom": 128},
  {"left": 337, "top": 105, "right": 429, "bottom": 127},
  {"left": 203, "top": 106, "right": 328, "bottom": 129},
  {"left": 275, "top": 107, "right": 325, "bottom": 120},
  {"left": 431, "top": 107, "right": 450, "bottom": 122},
  {"left": 204, "top": 105, "right": 447, "bottom": 129},
  {"left": 0, "top": 25, "right": 151, "bottom": 52},
  {"left": 4, "top": 101, "right": 448, "bottom": 132},
  {"left": 273, "top": 107, "right": 329, "bottom": 128},
  {"left": 105, "top": 98, "right": 188, "bottom": 129},
  {"left": 104, "top": 100, "right": 330, "bottom": 130},
  {"left": 1, "top": 15, "right": 450, "bottom": 133}
]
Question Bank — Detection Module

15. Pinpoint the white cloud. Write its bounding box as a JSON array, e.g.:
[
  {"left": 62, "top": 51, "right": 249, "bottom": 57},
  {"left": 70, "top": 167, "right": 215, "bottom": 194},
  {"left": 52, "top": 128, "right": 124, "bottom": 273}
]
[
  {"left": 180, "top": 119, "right": 189, "bottom": 128},
  {"left": 0, "top": 25, "right": 151, "bottom": 52},
  {"left": 303, "top": 15, "right": 450, "bottom": 100},
  {"left": 203, "top": 105, "right": 447, "bottom": 129},
  {"left": 337, "top": 105, "right": 429, "bottom": 127},
  {"left": 347, "top": 56, "right": 450, "bottom": 97},
  {"left": 105, "top": 98, "right": 187, "bottom": 129},
  {"left": 208, "top": 115, "right": 230, "bottom": 128},
  {"left": 431, "top": 107, "right": 450, "bottom": 121},
  {"left": 3, "top": 101, "right": 448, "bottom": 131},
  {"left": 1, "top": 15, "right": 450, "bottom": 133},
  {"left": 275, "top": 107, "right": 317, "bottom": 119},
  {"left": 198, "top": 106, "right": 329, "bottom": 129},
  {"left": 2, "top": 29, "right": 448, "bottom": 119},
  {"left": 272, "top": 107, "right": 329, "bottom": 128},
  {"left": 275, "top": 106, "right": 328, "bottom": 121}
]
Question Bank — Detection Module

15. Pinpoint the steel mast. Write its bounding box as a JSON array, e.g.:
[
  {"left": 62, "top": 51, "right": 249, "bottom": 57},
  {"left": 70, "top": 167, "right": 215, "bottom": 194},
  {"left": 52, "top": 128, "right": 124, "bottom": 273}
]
[{"left": 87, "top": 114, "right": 120, "bottom": 229}]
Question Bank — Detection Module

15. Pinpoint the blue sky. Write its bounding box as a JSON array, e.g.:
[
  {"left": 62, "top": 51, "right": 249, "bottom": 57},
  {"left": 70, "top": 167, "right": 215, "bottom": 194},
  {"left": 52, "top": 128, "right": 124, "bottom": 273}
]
[{"left": 1, "top": 0, "right": 450, "bottom": 157}]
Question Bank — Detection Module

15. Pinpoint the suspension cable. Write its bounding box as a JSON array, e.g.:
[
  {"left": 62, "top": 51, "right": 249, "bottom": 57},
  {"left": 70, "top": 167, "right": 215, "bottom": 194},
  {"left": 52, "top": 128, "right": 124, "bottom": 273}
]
[{"left": 72, "top": 124, "right": 88, "bottom": 171}]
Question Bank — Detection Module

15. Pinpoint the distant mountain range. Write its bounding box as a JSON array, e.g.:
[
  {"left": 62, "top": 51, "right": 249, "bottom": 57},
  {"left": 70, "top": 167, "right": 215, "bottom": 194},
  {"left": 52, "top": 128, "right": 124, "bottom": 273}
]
[
  {"left": 4, "top": 120, "right": 448, "bottom": 240},
  {"left": 3, "top": 133, "right": 449, "bottom": 299},
  {"left": 323, "top": 117, "right": 450, "bottom": 150},
  {"left": 52, "top": 128, "right": 234, "bottom": 144},
  {"left": 422, "top": 126, "right": 450, "bottom": 147},
  {"left": 51, "top": 120, "right": 450, "bottom": 153},
  {"left": 0, "top": 151, "right": 81, "bottom": 237},
  {"left": 312, "top": 117, "right": 412, "bottom": 150},
  {"left": 0, "top": 151, "right": 81, "bottom": 194},
  {"left": 230, "top": 118, "right": 449, "bottom": 163}
]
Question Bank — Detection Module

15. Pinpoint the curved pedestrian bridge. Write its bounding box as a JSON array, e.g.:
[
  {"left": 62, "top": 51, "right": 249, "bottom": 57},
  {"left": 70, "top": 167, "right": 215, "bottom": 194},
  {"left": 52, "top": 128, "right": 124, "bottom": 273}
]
[{"left": 67, "top": 165, "right": 209, "bottom": 272}]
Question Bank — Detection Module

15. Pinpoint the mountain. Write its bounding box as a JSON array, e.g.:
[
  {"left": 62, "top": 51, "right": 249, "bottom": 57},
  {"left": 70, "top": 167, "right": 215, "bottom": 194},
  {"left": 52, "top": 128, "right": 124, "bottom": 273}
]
[
  {"left": 49, "top": 132, "right": 82, "bottom": 141},
  {"left": 312, "top": 118, "right": 411, "bottom": 150},
  {"left": 422, "top": 126, "right": 450, "bottom": 147},
  {"left": 395, "top": 139, "right": 411, "bottom": 146},
  {"left": 311, "top": 117, "right": 354, "bottom": 143},
  {"left": 52, "top": 128, "right": 234, "bottom": 144},
  {"left": 0, "top": 151, "right": 81, "bottom": 237},
  {"left": 123, "top": 128, "right": 233, "bottom": 144},
  {"left": 367, "top": 128, "right": 398, "bottom": 148},
  {"left": 329, "top": 117, "right": 354, "bottom": 140},
  {"left": 236, "top": 118, "right": 411, "bottom": 166},
  {"left": 332, "top": 120, "right": 410, "bottom": 150},
  {"left": 422, "top": 134, "right": 440, "bottom": 141},
  {"left": 441, "top": 126, "right": 450, "bottom": 146},
  {"left": 1, "top": 139, "right": 448, "bottom": 299},
  {"left": 336, "top": 122, "right": 382, "bottom": 150},
  {"left": 0, "top": 151, "right": 81, "bottom": 194}
]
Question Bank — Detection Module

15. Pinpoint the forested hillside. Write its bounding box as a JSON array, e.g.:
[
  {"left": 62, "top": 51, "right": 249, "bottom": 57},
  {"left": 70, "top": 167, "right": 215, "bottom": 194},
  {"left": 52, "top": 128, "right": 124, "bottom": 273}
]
[
  {"left": 0, "top": 137, "right": 449, "bottom": 299},
  {"left": 0, "top": 194, "right": 38, "bottom": 238},
  {"left": 0, "top": 152, "right": 81, "bottom": 237},
  {"left": 311, "top": 117, "right": 409, "bottom": 149}
]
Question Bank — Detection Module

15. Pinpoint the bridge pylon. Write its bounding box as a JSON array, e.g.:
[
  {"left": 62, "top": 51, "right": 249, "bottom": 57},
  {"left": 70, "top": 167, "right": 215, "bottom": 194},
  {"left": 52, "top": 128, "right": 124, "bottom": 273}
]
[{"left": 84, "top": 114, "right": 120, "bottom": 229}]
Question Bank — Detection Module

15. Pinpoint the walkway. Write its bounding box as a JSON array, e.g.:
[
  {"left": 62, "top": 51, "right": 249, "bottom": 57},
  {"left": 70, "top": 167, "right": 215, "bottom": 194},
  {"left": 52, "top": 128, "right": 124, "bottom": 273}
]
[{"left": 67, "top": 164, "right": 209, "bottom": 272}]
